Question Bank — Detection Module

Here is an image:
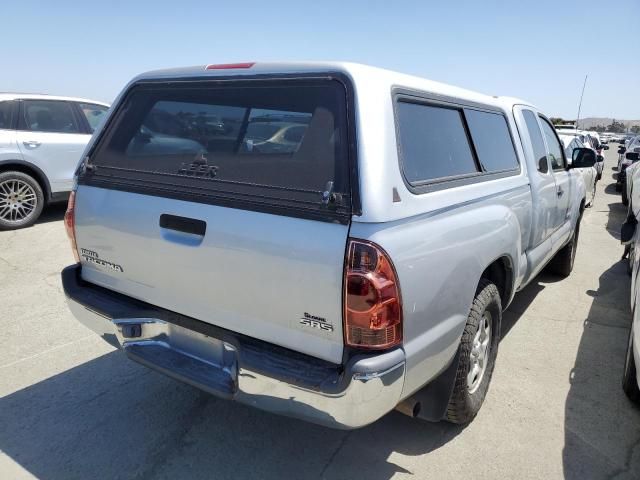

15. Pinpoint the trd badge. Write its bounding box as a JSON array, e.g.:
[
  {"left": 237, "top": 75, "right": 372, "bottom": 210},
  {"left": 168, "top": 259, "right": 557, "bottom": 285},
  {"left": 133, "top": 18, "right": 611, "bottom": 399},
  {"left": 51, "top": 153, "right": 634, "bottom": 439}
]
[{"left": 299, "top": 312, "right": 334, "bottom": 332}]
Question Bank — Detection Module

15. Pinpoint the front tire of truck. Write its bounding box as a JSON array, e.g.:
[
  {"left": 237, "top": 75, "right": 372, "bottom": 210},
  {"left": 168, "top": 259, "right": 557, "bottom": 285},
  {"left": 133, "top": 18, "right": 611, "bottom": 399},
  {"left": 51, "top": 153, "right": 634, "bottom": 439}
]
[
  {"left": 549, "top": 211, "right": 582, "bottom": 278},
  {"left": 445, "top": 280, "right": 501, "bottom": 424}
]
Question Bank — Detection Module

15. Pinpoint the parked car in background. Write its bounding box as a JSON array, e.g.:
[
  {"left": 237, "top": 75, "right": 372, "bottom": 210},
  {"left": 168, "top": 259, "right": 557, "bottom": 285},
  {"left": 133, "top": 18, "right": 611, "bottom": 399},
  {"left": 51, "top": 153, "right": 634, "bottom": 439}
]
[
  {"left": 62, "top": 62, "right": 592, "bottom": 429},
  {"left": 0, "top": 94, "right": 109, "bottom": 229},
  {"left": 619, "top": 151, "right": 640, "bottom": 205},
  {"left": 554, "top": 124, "right": 577, "bottom": 131},
  {"left": 618, "top": 138, "right": 640, "bottom": 198},
  {"left": 557, "top": 128, "right": 605, "bottom": 179},
  {"left": 620, "top": 164, "right": 640, "bottom": 403},
  {"left": 625, "top": 160, "right": 640, "bottom": 207},
  {"left": 560, "top": 134, "right": 596, "bottom": 206}
]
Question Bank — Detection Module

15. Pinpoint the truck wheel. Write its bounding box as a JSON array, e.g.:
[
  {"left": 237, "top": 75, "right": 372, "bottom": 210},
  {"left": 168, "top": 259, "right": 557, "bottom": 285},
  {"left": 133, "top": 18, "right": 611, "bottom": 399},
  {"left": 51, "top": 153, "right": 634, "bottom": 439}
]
[
  {"left": 445, "top": 279, "right": 501, "bottom": 424},
  {"left": 549, "top": 213, "right": 581, "bottom": 277},
  {"left": 0, "top": 171, "right": 45, "bottom": 230},
  {"left": 622, "top": 326, "right": 640, "bottom": 404}
]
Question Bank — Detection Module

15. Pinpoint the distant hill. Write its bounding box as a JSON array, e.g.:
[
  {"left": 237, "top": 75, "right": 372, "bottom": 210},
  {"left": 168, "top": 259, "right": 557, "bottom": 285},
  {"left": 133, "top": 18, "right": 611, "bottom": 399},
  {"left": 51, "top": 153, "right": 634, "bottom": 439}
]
[{"left": 576, "top": 117, "right": 640, "bottom": 129}]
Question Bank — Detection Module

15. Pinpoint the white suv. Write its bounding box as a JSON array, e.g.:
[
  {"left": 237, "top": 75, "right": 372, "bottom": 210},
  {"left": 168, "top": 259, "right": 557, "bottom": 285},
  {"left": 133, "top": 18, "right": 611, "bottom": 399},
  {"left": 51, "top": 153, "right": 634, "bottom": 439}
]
[{"left": 0, "top": 93, "right": 109, "bottom": 229}]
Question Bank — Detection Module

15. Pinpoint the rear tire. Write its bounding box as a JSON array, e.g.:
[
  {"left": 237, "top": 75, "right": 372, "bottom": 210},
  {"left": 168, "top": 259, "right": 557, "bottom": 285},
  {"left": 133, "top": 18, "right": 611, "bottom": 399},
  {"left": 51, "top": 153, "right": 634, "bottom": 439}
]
[
  {"left": 623, "top": 326, "right": 640, "bottom": 404},
  {"left": 549, "top": 212, "right": 582, "bottom": 277},
  {"left": 445, "top": 280, "right": 501, "bottom": 424},
  {"left": 0, "top": 171, "right": 45, "bottom": 230}
]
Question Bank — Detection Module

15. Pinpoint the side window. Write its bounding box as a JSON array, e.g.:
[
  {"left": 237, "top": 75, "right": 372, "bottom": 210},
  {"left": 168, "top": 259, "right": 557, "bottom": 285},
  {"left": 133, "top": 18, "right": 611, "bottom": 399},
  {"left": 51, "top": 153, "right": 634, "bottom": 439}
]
[
  {"left": 21, "top": 100, "right": 80, "bottom": 134},
  {"left": 564, "top": 139, "right": 575, "bottom": 159},
  {"left": 464, "top": 109, "right": 519, "bottom": 172},
  {"left": 522, "top": 110, "right": 548, "bottom": 174},
  {"left": 396, "top": 101, "right": 477, "bottom": 184},
  {"left": 78, "top": 103, "right": 109, "bottom": 133},
  {"left": 0, "top": 101, "right": 14, "bottom": 129},
  {"left": 539, "top": 117, "right": 565, "bottom": 171}
]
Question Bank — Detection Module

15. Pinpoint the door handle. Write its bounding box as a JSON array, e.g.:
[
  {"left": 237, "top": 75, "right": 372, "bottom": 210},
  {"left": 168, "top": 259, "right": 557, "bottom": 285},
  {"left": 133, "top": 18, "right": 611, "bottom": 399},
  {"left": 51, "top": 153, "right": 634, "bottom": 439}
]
[
  {"left": 557, "top": 188, "right": 564, "bottom": 197},
  {"left": 23, "top": 140, "right": 41, "bottom": 148},
  {"left": 159, "top": 214, "right": 206, "bottom": 236}
]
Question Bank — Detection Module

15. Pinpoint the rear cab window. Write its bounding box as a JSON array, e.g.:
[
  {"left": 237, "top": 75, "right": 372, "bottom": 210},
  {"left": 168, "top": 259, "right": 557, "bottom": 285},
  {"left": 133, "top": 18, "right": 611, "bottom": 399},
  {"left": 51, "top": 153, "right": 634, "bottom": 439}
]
[
  {"left": 79, "top": 79, "right": 354, "bottom": 223},
  {"left": 394, "top": 94, "right": 520, "bottom": 191}
]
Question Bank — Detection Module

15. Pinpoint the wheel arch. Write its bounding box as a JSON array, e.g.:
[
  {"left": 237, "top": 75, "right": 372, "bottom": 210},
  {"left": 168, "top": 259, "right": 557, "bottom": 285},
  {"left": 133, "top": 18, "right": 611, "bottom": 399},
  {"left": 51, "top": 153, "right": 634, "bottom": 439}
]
[
  {"left": 0, "top": 160, "right": 51, "bottom": 202},
  {"left": 480, "top": 255, "right": 515, "bottom": 309}
]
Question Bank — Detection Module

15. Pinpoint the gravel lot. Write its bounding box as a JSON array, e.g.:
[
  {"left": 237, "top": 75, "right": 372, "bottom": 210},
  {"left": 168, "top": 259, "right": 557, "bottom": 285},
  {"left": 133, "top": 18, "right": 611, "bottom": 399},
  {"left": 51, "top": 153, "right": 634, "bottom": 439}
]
[{"left": 1, "top": 147, "right": 639, "bottom": 479}]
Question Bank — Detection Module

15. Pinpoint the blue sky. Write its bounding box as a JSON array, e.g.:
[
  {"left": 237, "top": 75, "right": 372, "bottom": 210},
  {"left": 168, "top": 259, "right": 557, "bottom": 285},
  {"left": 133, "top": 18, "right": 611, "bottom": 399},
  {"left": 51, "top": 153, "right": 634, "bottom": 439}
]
[{"left": 4, "top": 0, "right": 639, "bottom": 119}]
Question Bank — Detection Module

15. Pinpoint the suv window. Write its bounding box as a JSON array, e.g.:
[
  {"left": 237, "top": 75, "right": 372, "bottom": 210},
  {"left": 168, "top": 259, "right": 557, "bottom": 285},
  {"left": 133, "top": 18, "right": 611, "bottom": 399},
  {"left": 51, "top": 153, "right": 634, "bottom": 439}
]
[
  {"left": 21, "top": 100, "right": 80, "bottom": 133},
  {"left": 78, "top": 103, "right": 108, "bottom": 133},
  {"left": 0, "top": 101, "right": 13, "bottom": 129},
  {"left": 396, "top": 102, "right": 477, "bottom": 184},
  {"left": 464, "top": 109, "right": 519, "bottom": 172},
  {"left": 82, "top": 80, "right": 351, "bottom": 220},
  {"left": 522, "top": 110, "right": 548, "bottom": 174},
  {"left": 539, "top": 117, "right": 565, "bottom": 171}
]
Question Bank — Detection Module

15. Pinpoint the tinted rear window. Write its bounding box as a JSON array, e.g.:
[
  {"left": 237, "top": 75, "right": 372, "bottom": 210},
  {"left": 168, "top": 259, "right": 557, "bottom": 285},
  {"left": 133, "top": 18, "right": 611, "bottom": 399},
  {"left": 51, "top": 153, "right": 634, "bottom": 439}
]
[
  {"left": 396, "top": 102, "right": 477, "bottom": 183},
  {"left": 465, "top": 109, "right": 519, "bottom": 172},
  {"left": 82, "top": 80, "right": 351, "bottom": 221}
]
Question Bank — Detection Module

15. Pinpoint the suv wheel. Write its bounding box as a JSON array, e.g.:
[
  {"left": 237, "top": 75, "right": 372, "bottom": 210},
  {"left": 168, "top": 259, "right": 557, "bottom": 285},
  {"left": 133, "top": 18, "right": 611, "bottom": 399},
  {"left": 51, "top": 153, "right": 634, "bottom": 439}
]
[
  {"left": 622, "top": 326, "right": 640, "bottom": 404},
  {"left": 445, "top": 279, "right": 501, "bottom": 424},
  {"left": 0, "top": 171, "right": 45, "bottom": 230}
]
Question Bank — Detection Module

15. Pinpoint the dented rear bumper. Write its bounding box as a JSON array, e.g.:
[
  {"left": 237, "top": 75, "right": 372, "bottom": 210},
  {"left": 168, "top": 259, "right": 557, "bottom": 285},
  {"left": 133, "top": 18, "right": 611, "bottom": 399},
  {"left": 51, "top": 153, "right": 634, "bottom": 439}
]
[{"left": 62, "top": 264, "right": 406, "bottom": 429}]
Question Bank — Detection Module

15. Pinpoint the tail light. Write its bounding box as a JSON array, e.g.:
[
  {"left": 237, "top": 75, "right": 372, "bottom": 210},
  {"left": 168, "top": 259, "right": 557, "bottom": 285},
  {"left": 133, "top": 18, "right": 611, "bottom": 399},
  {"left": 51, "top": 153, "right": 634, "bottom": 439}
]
[
  {"left": 64, "top": 191, "right": 79, "bottom": 263},
  {"left": 205, "top": 62, "right": 255, "bottom": 70},
  {"left": 344, "top": 239, "right": 402, "bottom": 350}
]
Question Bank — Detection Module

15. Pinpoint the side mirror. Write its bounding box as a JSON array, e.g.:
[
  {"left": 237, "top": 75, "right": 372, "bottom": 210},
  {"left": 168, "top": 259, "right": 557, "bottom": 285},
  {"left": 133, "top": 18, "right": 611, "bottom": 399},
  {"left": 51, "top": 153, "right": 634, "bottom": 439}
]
[
  {"left": 571, "top": 147, "right": 597, "bottom": 168},
  {"left": 621, "top": 215, "right": 638, "bottom": 245},
  {"left": 619, "top": 147, "right": 627, "bottom": 154},
  {"left": 627, "top": 152, "right": 640, "bottom": 161}
]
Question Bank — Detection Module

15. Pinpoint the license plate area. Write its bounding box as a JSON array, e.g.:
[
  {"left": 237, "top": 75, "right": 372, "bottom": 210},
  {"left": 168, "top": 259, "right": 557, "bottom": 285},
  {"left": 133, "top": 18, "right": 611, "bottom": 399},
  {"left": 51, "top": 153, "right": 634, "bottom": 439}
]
[{"left": 115, "top": 318, "right": 238, "bottom": 397}]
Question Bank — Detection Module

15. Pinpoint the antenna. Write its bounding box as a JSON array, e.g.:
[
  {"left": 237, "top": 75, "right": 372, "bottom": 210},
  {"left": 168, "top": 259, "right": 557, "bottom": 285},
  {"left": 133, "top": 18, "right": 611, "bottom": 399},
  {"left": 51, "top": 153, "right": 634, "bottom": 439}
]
[{"left": 576, "top": 75, "right": 588, "bottom": 130}]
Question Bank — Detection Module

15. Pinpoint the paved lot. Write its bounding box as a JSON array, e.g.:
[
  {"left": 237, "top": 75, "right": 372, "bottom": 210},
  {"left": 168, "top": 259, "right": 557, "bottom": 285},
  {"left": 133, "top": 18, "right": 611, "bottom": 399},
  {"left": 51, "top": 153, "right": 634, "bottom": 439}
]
[{"left": 1, "top": 147, "right": 639, "bottom": 479}]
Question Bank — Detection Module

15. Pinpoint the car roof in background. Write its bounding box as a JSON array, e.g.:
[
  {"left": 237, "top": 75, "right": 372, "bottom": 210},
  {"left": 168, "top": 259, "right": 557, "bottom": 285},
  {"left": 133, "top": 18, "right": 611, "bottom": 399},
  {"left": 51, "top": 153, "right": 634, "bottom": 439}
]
[
  {"left": 558, "top": 134, "right": 582, "bottom": 146},
  {"left": 0, "top": 92, "right": 109, "bottom": 106}
]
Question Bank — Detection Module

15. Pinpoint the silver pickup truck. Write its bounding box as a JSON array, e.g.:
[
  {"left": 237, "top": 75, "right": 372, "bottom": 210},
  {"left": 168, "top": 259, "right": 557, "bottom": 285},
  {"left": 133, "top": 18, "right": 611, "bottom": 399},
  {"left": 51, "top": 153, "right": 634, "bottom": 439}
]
[{"left": 62, "top": 62, "right": 596, "bottom": 429}]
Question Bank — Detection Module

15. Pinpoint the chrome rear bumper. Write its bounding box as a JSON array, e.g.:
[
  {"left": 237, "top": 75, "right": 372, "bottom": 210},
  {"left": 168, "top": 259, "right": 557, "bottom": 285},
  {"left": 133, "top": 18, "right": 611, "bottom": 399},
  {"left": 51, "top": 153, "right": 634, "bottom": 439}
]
[{"left": 62, "top": 265, "right": 406, "bottom": 429}]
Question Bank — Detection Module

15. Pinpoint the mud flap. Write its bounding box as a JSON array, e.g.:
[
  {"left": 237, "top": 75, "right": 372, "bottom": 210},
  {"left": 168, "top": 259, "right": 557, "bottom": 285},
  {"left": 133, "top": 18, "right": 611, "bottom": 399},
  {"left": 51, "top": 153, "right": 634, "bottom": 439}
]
[{"left": 412, "top": 350, "right": 461, "bottom": 422}]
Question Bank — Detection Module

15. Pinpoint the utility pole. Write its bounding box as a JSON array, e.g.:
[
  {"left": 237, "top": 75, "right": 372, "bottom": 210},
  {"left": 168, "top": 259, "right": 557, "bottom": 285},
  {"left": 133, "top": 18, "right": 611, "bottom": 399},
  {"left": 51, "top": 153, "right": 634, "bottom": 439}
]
[{"left": 576, "top": 75, "right": 588, "bottom": 130}]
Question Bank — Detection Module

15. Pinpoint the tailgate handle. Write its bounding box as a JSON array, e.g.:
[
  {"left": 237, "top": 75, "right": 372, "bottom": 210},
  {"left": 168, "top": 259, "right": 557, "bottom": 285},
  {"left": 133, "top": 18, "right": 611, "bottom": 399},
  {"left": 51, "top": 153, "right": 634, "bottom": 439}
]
[{"left": 159, "top": 214, "right": 207, "bottom": 236}]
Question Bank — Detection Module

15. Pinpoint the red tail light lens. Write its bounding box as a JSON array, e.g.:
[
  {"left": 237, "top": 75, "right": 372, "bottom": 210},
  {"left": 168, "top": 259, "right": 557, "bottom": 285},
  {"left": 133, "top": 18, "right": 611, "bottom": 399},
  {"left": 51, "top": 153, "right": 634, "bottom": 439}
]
[
  {"left": 344, "top": 239, "right": 402, "bottom": 349},
  {"left": 64, "top": 191, "right": 79, "bottom": 263},
  {"left": 205, "top": 62, "right": 255, "bottom": 70}
]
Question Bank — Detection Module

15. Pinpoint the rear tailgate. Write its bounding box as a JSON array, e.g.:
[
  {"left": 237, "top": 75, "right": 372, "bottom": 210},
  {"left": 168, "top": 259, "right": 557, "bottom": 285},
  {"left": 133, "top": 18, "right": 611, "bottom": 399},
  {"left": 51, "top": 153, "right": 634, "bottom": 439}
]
[{"left": 74, "top": 76, "right": 355, "bottom": 364}]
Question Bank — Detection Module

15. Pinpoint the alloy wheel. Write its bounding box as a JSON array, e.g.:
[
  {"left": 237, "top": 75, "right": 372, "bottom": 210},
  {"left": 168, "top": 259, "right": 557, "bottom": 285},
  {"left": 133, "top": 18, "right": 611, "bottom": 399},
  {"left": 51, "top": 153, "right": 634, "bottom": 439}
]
[
  {"left": 467, "top": 311, "right": 492, "bottom": 393},
  {"left": 0, "top": 179, "right": 38, "bottom": 224}
]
